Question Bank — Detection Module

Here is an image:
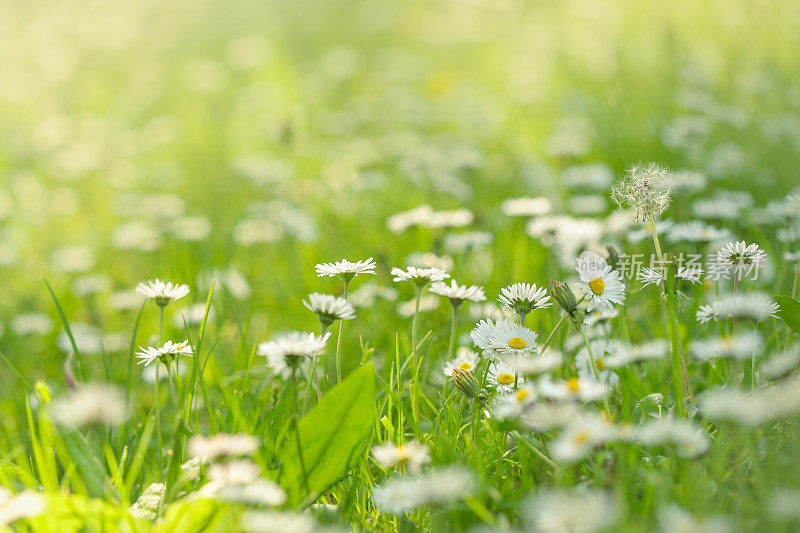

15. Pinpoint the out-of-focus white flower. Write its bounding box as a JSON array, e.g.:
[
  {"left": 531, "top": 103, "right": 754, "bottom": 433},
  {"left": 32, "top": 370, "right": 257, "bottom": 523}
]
[
  {"left": 372, "top": 440, "right": 430, "bottom": 473},
  {"left": 129, "top": 483, "right": 165, "bottom": 520},
  {"left": 690, "top": 332, "right": 760, "bottom": 360},
  {"left": 538, "top": 376, "right": 610, "bottom": 403},
  {"left": 527, "top": 489, "right": 618, "bottom": 533},
  {"left": 700, "top": 378, "right": 800, "bottom": 426},
  {"left": 501, "top": 197, "right": 552, "bottom": 217},
  {"left": 506, "top": 350, "right": 564, "bottom": 376},
  {"left": 188, "top": 433, "right": 259, "bottom": 461},
  {"left": 494, "top": 384, "right": 537, "bottom": 418},
  {"left": 50, "top": 384, "right": 128, "bottom": 428},
  {"left": 551, "top": 416, "right": 617, "bottom": 462},
  {"left": 372, "top": 466, "right": 474, "bottom": 515},
  {"left": 632, "top": 418, "right": 709, "bottom": 458},
  {"left": 241, "top": 511, "right": 315, "bottom": 533},
  {"left": 0, "top": 488, "right": 45, "bottom": 526},
  {"left": 659, "top": 505, "right": 731, "bottom": 533}
]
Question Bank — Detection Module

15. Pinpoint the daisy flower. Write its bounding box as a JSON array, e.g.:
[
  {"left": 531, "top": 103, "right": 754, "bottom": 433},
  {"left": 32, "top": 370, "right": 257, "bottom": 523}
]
[
  {"left": 391, "top": 266, "right": 450, "bottom": 286},
  {"left": 302, "top": 292, "right": 356, "bottom": 328},
  {"left": 50, "top": 384, "right": 128, "bottom": 428},
  {"left": 136, "top": 279, "right": 190, "bottom": 306},
  {"left": 489, "top": 318, "right": 539, "bottom": 356},
  {"left": 497, "top": 282, "right": 552, "bottom": 318},
  {"left": 257, "top": 332, "right": 331, "bottom": 377},
  {"left": 551, "top": 416, "right": 617, "bottom": 463},
  {"left": 716, "top": 241, "right": 767, "bottom": 277},
  {"left": 666, "top": 221, "right": 732, "bottom": 244},
  {"left": 315, "top": 257, "right": 377, "bottom": 281},
  {"left": 493, "top": 384, "right": 537, "bottom": 418},
  {"left": 429, "top": 280, "right": 486, "bottom": 305},
  {"left": 136, "top": 339, "right": 194, "bottom": 366},
  {"left": 371, "top": 441, "right": 430, "bottom": 473},
  {"left": 501, "top": 197, "right": 552, "bottom": 217},
  {"left": 712, "top": 293, "right": 780, "bottom": 322},
  {"left": 574, "top": 251, "right": 626, "bottom": 311},
  {"left": 528, "top": 489, "right": 618, "bottom": 533},
  {"left": 470, "top": 318, "right": 499, "bottom": 358},
  {"left": 638, "top": 266, "right": 703, "bottom": 288},
  {"left": 442, "top": 349, "right": 479, "bottom": 377},
  {"left": 506, "top": 350, "right": 564, "bottom": 376},
  {"left": 487, "top": 360, "right": 522, "bottom": 393},
  {"left": 689, "top": 332, "right": 760, "bottom": 360},
  {"left": 538, "top": 375, "right": 611, "bottom": 402},
  {"left": 187, "top": 433, "right": 259, "bottom": 461}
]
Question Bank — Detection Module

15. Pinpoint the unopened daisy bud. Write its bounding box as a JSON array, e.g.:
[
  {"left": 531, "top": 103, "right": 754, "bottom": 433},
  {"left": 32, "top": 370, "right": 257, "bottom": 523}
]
[
  {"left": 551, "top": 280, "right": 581, "bottom": 323},
  {"left": 452, "top": 367, "right": 481, "bottom": 399}
]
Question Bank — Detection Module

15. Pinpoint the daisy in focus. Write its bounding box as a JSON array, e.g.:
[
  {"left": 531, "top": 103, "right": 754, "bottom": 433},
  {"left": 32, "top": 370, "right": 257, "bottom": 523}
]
[
  {"left": 391, "top": 266, "right": 450, "bottom": 286},
  {"left": 574, "top": 251, "right": 626, "bottom": 312},
  {"left": 487, "top": 360, "right": 523, "bottom": 393},
  {"left": 716, "top": 241, "right": 767, "bottom": 279},
  {"left": 497, "top": 282, "right": 551, "bottom": 319},
  {"left": 257, "top": 331, "right": 331, "bottom": 377},
  {"left": 136, "top": 279, "right": 190, "bottom": 306},
  {"left": 136, "top": 339, "right": 194, "bottom": 366},
  {"left": 429, "top": 280, "right": 486, "bottom": 305},
  {"left": 303, "top": 292, "right": 356, "bottom": 329},
  {"left": 315, "top": 257, "right": 377, "bottom": 281}
]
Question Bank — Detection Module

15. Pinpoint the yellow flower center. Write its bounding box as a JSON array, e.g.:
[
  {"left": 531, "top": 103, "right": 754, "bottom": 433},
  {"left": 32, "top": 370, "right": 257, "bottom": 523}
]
[
  {"left": 596, "top": 358, "right": 606, "bottom": 371},
  {"left": 567, "top": 377, "right": 580, "bottom": 392},
  {"left": 497, "top": 373, "right": 515, "bottom": 385},
  {"left": 574, "top": 431, "right": 591, "bottom": 444},
  {"left": 508, "top": 337, "right": 527, "bottom": 350},
  {"left": 516, "top": 389, "right": 529, "bottom": 402},
  {"left": 458, "top": 362, "right": 473, "bottom": 371},
  {"left": 589, "top": 277, "right": 605, "bottom": 295}
]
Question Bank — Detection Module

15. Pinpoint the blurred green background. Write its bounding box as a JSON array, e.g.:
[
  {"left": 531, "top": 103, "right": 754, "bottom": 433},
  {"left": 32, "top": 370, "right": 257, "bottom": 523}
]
[{"left": 1, "top": 0, "right": 799, "bottom": 393}]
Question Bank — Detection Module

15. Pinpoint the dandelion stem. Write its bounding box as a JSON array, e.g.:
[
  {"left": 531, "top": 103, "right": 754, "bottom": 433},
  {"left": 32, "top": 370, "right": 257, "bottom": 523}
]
[{"left": 648, "top": 213, "right": 693, "bottom": 414}]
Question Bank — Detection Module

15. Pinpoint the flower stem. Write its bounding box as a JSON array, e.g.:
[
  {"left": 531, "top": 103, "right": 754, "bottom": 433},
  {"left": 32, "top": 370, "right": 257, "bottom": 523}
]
[
  {"left": 335, "top": 280, "right": 350, "bottom": 384},
  {"left": 447, "top": 303, "right": 460, "bottom": 362},
  {"left": 411, "top": 285, "right": 423, "bottom": 428},
  {"left": 649, "top": 213, "right": 694, "bottom": 414},
  {"left": 291, "top": 368, "right": 311, "bottom": 494},
  {"left": 579, "top": 326, "right": 611, "bottom": 415},
  {"left": 540, "top": 314, "right": 566, "bottom": 353}
]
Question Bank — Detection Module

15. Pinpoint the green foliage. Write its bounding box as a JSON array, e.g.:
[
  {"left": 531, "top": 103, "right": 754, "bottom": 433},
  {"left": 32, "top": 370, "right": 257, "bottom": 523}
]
[
  {"left": 776, "top": 295, "right": 800, "bottom": 334},
  {"left": 280, "top": 363, "right": 376, "bottom": 507}
]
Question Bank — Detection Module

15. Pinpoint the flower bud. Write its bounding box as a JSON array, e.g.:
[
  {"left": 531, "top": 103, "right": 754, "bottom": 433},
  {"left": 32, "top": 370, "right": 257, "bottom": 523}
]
[
  {"left": 452, "top": 367, "right": 481, "bottom": 399},
  {"left": 551, "top": 280, "right": 577, "bottom": 315}
]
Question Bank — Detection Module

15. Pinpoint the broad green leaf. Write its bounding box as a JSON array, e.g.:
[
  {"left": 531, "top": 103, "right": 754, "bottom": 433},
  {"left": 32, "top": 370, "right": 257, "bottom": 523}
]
[
  {"left": 279, "top": 363, "right": 376, "bottom": 507},
  {"left": 776, "top": 295, "right": 800, "bottom": 334}
]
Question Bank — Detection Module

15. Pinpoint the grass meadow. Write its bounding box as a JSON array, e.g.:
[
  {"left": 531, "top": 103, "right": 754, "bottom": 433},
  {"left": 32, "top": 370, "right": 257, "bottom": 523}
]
[{"left": 2, "top": 0, "right": 800, "bottom": 531}]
